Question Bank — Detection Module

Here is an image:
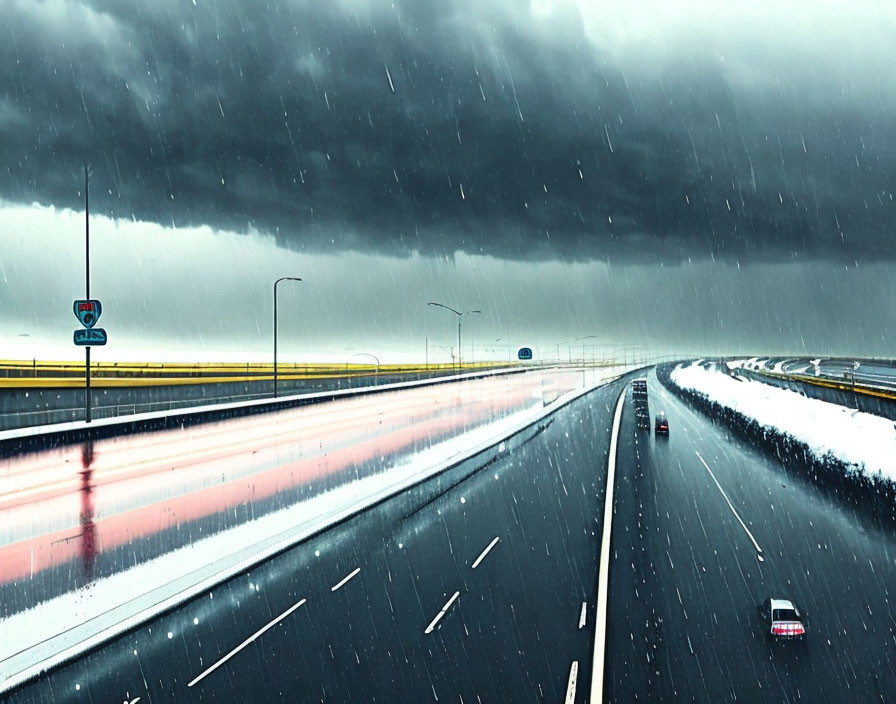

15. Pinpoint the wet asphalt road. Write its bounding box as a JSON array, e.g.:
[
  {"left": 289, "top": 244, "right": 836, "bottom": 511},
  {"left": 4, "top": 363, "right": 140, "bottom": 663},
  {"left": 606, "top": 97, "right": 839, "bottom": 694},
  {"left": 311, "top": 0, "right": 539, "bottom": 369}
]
[
  {"left": 8, "top": 369, "right": 896, "bottom": 702},
  {"left": 7, "top": 381, "right": 621, "bottom": 703},
  {"left": 0, "top": 369, "right": 487, "bottom": 431},
  {"left": 607, "top": 371, "right": 896, "bottom": 703}
]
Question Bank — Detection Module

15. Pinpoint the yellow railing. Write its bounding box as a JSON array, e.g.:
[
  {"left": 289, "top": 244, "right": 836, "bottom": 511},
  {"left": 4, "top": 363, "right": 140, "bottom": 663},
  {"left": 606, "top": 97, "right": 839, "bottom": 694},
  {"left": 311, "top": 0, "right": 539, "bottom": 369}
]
[
  {"left": 755, "top": 369, "right": 896, "bottom": 403},
  {"left": 0, "top": 360, "right": 514, "bottom": 388}
]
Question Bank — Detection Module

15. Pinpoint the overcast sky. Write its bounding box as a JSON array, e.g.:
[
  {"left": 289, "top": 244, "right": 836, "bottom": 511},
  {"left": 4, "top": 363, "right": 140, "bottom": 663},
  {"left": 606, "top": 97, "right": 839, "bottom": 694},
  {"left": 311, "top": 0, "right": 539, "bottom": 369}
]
[{"left": 1, "top": 1, "right": 895, "bottom": 360}]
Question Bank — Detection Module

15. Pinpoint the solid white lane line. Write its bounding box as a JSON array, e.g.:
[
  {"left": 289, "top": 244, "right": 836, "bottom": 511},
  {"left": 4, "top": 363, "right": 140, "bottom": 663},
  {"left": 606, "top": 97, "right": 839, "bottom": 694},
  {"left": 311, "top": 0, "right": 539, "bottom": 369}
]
[
  {"left": 695, "top": 451, "right": 764, "bottom": 560},
  {"left": 471, "top": 537, "right": 500, "bottom": 569},
  {"left": 578, "top": 601, "right": 587, "bottom": 629},
  {"left": 187, "top": 598, "right": 307, "bottom": 687},
  {"left": 424, "top": 591, "right": 460, "bottom": 634},
  {"left": 589, "top": 389, "right": 626, "bottom": 704},
  {"left": 565, "top": 661, "right": 579, "bottom": 704},
  {"left": 331, "top": 567, "right": 361, "bottom": 592}
]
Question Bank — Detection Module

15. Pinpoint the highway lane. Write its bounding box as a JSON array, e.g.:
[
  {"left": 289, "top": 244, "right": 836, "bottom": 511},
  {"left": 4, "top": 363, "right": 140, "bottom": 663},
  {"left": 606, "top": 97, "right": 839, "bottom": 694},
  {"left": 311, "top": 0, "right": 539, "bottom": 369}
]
[
  {"left": 0, "top": 367, "right": 488, "bottom": 432},
  {"left": 7, "top": 379, "right": 623, "bottom": 702},
  {"left": 607, "top": 371, "right": 896, "bottom": 702},
  {"left": 1, "top": 369, "right": 588, "bottom": 620}
]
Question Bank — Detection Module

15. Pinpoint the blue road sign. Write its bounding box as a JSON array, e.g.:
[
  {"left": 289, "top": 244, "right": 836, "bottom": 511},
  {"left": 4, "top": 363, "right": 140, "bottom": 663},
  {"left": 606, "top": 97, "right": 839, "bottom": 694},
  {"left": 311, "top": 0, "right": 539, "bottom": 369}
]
[
  {"left": 74, "top": 328, "right": 107, "bottom": 346},
  {"left": 518, "top": 347, "right": 533, "bottom": 360},
  {"left": 73, "top": 299, "right": 102, "bottom": 328}
]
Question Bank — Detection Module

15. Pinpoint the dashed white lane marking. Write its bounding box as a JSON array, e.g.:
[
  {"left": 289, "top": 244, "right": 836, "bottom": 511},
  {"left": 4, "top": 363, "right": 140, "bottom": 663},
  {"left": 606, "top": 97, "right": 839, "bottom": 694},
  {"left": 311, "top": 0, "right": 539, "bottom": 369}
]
[
  {"left": 424, "top": 591, "right": 461, "bottom": 634},
  {"left": 695, "top": 451, "right": 765, "bottom": 560},
  {"left": 331, "top": 567, "right": 361, "bottom": 592},
  {"left": 471, "top": 537, "right": 500, "bottom": 569},
  {"left": 578, "top": 601, "right": 587, "bottom": 629},
  {"left": 565, "top": 660, "right": 579, "bottom": 704},
  {"left": 589, "top": 388, "right": 626, "bottom": 704},
  {"left": 187, "top": 598, "right": 307, "bottom": 687}
]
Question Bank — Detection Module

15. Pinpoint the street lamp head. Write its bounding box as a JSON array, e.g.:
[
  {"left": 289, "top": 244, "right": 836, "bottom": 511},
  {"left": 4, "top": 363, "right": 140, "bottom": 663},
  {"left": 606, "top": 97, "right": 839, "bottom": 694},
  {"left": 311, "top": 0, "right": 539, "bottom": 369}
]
[
  {"left": 351, "top": 352, "right": 381, "bottom": 366},
  {"left": 428, "top": 302, "right": 483, "bottom": 318},
  {"left": 427, "top": 301, "right": 461, "bottom": 316}
]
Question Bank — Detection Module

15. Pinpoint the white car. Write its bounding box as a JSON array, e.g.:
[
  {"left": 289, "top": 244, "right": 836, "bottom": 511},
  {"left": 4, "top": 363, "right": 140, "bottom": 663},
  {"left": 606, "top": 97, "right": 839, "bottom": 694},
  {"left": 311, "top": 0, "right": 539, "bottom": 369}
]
[{"left": 767, "top": 598, "right": 806, "bottom": 638}]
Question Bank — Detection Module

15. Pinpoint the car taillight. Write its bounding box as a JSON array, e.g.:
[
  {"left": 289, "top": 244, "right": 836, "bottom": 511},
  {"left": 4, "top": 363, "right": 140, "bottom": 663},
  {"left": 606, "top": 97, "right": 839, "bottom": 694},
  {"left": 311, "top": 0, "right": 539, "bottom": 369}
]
[{"left": 772, "top": 623, "right": 804, "bottom": 636}]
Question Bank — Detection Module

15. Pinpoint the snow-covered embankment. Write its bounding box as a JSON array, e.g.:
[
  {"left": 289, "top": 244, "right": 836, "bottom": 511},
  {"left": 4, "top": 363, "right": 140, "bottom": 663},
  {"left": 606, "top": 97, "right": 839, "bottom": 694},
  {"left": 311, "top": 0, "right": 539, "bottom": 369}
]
[{"left": 668, "top": 361, "right": 896, "bottom": 483}]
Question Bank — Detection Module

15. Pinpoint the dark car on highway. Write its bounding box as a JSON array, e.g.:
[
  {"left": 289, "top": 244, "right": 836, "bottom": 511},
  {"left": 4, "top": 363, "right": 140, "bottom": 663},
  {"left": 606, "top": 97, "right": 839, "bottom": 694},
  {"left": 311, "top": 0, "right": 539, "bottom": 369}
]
[{"left": 654, "top": 412, "right": 669, "bottom": 434}]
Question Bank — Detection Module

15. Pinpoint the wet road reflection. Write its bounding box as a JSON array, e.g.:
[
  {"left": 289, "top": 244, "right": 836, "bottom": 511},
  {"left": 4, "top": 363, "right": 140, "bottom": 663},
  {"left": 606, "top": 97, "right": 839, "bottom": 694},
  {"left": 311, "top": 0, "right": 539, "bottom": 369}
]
[
  {"left": 79, "top": 442, "right": 96, "bottom": 582},
  {"left": 0, "top": 370, "right": 588, "bottom": 617}
]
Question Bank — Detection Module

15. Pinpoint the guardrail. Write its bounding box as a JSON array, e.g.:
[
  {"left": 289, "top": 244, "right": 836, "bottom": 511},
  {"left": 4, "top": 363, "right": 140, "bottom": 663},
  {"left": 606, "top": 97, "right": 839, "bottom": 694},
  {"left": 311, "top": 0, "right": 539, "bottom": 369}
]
[
  {"left": 0, "top": 366, "right": 541, "bottom": 457},
  {"left": 0, "top": 363, "right": 529, "bottom": 432},
  {"left": 0, "top": 360, "right": 507, "bottom": 383}
]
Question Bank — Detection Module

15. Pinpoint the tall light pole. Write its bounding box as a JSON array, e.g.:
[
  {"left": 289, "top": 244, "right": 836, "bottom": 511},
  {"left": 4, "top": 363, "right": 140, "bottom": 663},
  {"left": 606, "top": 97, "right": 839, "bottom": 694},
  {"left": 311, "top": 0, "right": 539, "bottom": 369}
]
[
  {"left": 84, "top": 165, "right": 92, "bottom": 423},
  {"left": 427, "top": 302, "right": 481, "bottom": 373},
  {"left": 273, "top": 276, "right": 302, "bottom": 398}
]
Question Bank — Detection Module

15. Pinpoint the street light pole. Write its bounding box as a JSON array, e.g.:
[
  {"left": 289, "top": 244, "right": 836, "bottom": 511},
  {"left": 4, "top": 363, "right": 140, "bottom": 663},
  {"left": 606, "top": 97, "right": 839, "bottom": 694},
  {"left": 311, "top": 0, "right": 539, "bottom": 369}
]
[
  {"left": 427, "top": 302, "right": 481, "bottom": 373},
  {"left": 273, "top": 276, "right": 302, "bottom": 398},
  {"left": 84, "top": 165, "right": 92, "bottom": 423}
]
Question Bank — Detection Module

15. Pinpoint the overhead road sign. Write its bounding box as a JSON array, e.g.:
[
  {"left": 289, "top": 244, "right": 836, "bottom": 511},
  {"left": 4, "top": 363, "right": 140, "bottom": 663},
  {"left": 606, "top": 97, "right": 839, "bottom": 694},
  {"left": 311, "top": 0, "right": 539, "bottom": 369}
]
[
  {"left": 74, "top": 328, "right": 107, "bottom": 346},
  {"left": 73, "top": 299, "right": 102, "bottom": 328},
  {"left": 518, "top": 347, "right": 533, "bottom": 360}
]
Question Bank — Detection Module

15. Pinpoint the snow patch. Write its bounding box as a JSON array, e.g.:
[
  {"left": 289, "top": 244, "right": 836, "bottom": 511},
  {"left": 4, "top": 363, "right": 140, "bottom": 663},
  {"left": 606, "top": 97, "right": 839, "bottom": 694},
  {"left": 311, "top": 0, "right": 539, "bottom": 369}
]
[{"left": 671, "top": 362, "right": 896, "bottom": 480}]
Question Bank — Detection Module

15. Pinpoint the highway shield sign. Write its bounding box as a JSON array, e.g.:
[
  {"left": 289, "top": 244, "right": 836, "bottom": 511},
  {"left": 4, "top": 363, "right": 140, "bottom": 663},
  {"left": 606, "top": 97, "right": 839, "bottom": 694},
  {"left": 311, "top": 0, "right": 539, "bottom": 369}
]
[{"left": 73, "top": 299, "right": 102, "bottom": 328}]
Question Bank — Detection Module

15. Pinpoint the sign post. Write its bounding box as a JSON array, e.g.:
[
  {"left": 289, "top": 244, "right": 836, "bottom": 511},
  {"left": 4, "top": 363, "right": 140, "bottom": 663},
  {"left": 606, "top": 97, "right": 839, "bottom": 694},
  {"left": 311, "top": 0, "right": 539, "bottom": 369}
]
[
  {"left": 84, "top": 167, "right": 90, "bottom": 423},
  {"left": 73, "top": 166, "right": 108, "bottom": 423},
  {"left": 73, "top": 296, "right": 106, "bottom": 424}
]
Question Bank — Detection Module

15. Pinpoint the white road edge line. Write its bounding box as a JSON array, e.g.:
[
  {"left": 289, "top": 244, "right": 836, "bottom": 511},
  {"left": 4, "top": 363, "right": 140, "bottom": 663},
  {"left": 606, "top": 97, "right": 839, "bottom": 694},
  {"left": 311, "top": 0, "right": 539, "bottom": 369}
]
[
  {"left": 471, "top": 537, "right": 500, "bottom": 569},
  {"left": 424, "top": 591, "right": 460, "bottom": 634},
  {"left": 187, "top": 598, "right": 307, "bottom": 688},
  {"left": 589, "top": 388, "right": 626, "bottom": 704},
  {"left": 578, "top": 601, "right": 587, "bottom": 629},
  {"left": 565, "top": 660, "right": 579, "bottom": 704},
  {"left": 694, "top": 451, "right": 764, "bottom": 560},
  {"left": 331, "top": 567, "right": 361, "bottom": 592}
]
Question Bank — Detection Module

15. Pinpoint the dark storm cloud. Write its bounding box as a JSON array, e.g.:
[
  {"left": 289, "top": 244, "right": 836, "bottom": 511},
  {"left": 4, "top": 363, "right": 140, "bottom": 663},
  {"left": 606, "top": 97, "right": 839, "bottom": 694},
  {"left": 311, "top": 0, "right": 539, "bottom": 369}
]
[{"left": 1, "top": 0, "right": 894, "bottom": 262}]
